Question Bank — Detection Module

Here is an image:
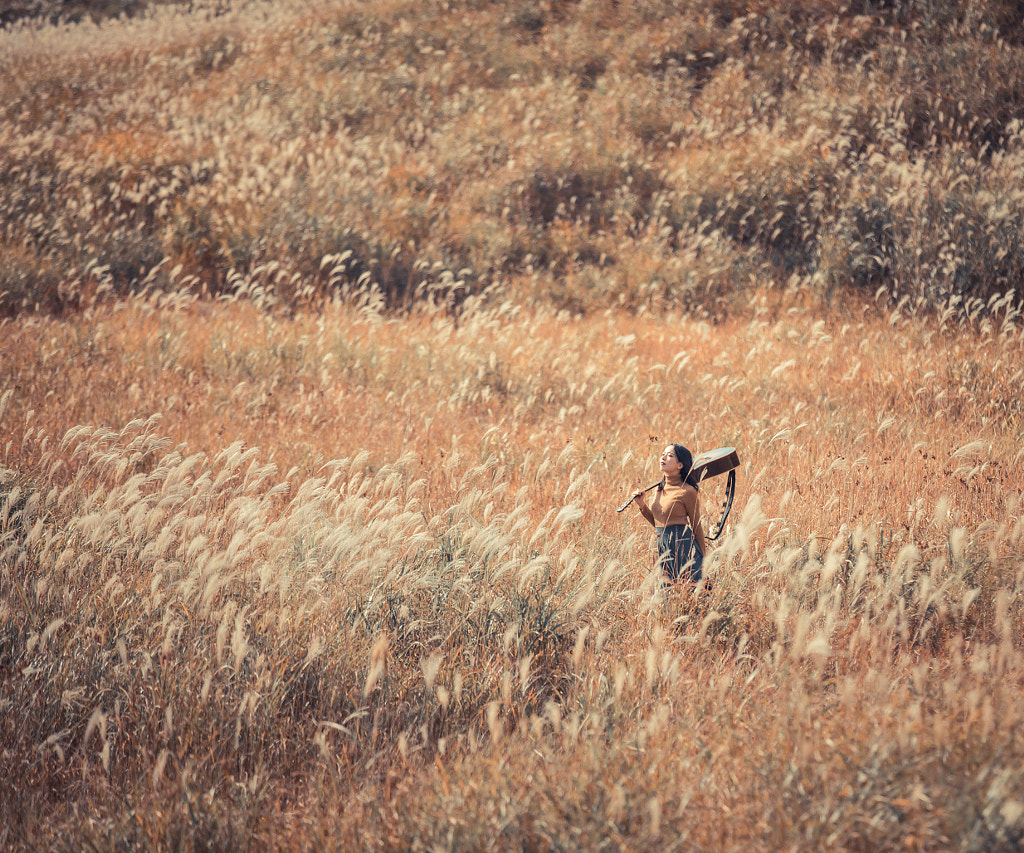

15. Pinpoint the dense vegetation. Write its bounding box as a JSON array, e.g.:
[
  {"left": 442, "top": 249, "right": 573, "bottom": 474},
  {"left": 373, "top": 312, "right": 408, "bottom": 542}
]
[
  {"left": 1, "top": 293, "right": 1022, "bottom": 850},
  {"left": 3, "top": 0, "right": 1024, "bottom": 317},
  {"left": 2, "top": 0, "right": 1023, "bottom": 850}
]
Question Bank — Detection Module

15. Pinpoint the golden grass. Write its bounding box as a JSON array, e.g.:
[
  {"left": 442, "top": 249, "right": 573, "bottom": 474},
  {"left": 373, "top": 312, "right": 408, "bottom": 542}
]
[
  {"left": 2, "top": 290, "right": 1023, "bottom": 849},
  {"left": 3, "top": 0, "right": 1024, "bottom": 847},
  {"left": 4, "top": 0, "right": 1024, "bottom": 316}
]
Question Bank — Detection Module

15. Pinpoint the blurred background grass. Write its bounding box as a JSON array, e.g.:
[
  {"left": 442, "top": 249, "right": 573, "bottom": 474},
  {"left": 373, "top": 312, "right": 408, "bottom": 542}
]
[{"left": 2, "top": 0, "right": 1024, "bottom": 319}]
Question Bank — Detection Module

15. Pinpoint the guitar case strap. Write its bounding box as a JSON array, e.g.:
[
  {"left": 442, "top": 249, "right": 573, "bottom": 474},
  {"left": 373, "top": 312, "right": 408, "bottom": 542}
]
[{"left": 704, "top": 468, "right": 736, "bottom": 542}]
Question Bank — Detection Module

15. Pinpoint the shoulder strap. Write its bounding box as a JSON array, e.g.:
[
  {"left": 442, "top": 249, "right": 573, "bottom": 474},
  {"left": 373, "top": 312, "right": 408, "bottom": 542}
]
[{"left": 704, "top": 468, "right": 736, "bottom": 542}]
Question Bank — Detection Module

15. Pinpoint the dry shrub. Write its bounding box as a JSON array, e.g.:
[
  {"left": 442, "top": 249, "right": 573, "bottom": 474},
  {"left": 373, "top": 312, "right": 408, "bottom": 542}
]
[{"left": 4, "top": 0, "right": 1024, "bottom": 318}]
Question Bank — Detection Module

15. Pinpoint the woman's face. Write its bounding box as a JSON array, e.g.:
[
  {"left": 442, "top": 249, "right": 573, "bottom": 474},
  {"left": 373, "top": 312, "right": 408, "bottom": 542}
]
[{"left": 659, "top": 445, "right": 683, "bottom": 476}]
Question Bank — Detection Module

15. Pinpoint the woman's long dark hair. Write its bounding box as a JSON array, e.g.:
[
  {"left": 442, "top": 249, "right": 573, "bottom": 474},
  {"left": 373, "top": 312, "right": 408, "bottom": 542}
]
[
  {"left": 673, "top": 443, "right": 700, "bottom": 490},
  {"left": 658, "top": 443, "right": 700, "bottom": 490}
]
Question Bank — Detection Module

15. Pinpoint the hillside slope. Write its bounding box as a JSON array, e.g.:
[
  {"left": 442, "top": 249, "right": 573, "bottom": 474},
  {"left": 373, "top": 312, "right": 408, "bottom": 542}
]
[{"left": 2, "top": 0, "right": 1024, "bottom": 317}]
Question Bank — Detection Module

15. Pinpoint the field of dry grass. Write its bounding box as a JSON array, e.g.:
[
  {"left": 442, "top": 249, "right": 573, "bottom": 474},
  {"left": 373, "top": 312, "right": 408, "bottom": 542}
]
[
  {"left": 3, "top": 0, "right": 1024, "bottom": 849},
  {"left": 2, "top": 289, "right": 1023, "bottom": 849},
  {"left": 3, "top": 0, "right": 1024, "bottom": 317}
]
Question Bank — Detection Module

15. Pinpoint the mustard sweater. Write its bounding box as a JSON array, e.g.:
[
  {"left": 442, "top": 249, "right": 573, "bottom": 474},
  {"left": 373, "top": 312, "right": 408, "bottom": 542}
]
[{"left": 641, "top": 479, "right": 695, "bottom": 528}]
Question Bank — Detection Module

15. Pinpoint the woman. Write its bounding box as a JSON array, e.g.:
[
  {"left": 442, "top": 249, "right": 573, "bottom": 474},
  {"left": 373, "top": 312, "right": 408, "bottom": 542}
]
[{"left": 631, "top": 444, "right": 707, "bottom": 584}]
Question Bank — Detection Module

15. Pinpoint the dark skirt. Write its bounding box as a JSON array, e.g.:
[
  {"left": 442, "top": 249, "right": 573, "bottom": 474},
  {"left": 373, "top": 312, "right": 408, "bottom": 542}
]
[{"left": 655, "top": 524, "right": 703, "bottom": 583}]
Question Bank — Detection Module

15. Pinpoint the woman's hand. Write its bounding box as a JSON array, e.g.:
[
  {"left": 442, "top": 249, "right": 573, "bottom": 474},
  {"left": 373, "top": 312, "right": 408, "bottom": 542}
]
[{"left": 633, "top": 489, "right": 656, "bottom": 526}]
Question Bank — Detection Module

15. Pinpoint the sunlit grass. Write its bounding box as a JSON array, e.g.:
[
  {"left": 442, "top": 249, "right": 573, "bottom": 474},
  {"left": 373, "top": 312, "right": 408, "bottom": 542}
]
[
  {"left": 2, "top": 287, "right": 1023, "bottom": 848},
  {"left": 3, "top": 0, "right": 1024, "bottom": 318},
  {"left": 3, "top": 0, "right": 1024, "bottom": 847}
]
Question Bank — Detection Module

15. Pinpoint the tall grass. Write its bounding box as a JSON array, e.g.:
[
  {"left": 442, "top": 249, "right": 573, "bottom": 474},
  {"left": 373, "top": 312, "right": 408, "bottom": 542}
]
[
  {"left": 3, "top": 0, "right": 1023, "bottom": 847},
  {"left": 2, "top": 0, "right": 1024, "bottom": 318},
  {"left": 1, "top": 288, "right": 1022, "bottom": 848}
]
